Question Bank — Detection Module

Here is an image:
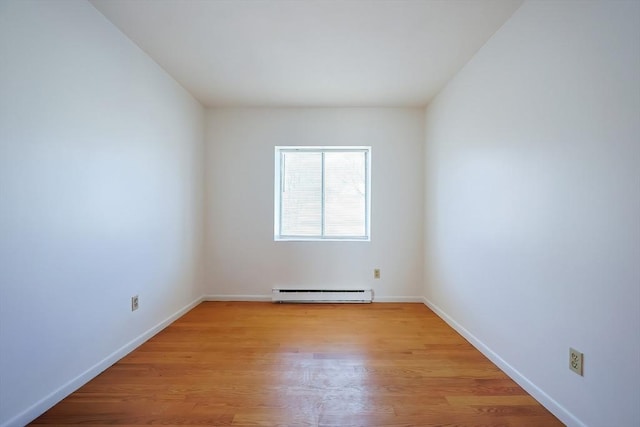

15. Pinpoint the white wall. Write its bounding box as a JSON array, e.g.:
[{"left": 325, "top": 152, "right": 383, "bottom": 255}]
[
  {"left": 423, "top": 1, "right": 639, "bottom": 426},
  {"left": 205, "top": 108, "right": 424, "bottom": 300},
  {"left": 0, "top": 1, "right": 204, "bottom": 426}
]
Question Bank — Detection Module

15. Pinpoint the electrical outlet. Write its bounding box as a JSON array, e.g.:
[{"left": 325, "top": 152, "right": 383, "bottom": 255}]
[
  {"left": 131, "top": 295, "right": 139, "bottom": 312},
  {"left": 569, "top": 348, "right": 583, "bottom": 376},
  {"left": 374, "top": 269, "right": 380, "bottom": 279}
]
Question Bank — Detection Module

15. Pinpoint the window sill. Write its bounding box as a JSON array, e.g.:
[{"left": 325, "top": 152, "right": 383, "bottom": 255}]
[{"left": 274, "top": 236, "right": 370, "bottom": 242}]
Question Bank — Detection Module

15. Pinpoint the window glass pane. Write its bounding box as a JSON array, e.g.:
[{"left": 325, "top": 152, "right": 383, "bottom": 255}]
[
  {"left": 281, "top": 151, "right": 322, "bottom": 236},
  {"left": 324, "top": 151, "right": 366, "bottom": 236}
]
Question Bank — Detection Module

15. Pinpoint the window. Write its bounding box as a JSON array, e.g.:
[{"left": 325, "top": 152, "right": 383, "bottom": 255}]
[{"left": 274, "top": 146, "right": 371, "bottom": 241}]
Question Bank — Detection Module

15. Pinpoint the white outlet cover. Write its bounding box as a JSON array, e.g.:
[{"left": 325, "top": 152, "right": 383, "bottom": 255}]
[{"left": 570, "top": 348, "right": 583, "bottom": 376}]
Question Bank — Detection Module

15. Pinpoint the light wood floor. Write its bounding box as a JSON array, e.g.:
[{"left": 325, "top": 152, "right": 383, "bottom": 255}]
[{"left": 31, "top": 302, "right": 563, "bottom": 426}]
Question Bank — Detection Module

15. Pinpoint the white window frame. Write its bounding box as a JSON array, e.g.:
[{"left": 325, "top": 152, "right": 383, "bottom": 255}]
[{"left": 274, "top": 146, "right": 371, "bottom": 241}]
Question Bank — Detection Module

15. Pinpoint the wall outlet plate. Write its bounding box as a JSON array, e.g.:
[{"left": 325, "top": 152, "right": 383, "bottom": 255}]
[
  {"left": 131, "top": 295, "right": 139, "bottom": 312},
  {"left": 374, "top": 269, "right": 380, "bottom": 279},
  {"left": 570, "top": 348, "right": 583, "bottom": 376}
]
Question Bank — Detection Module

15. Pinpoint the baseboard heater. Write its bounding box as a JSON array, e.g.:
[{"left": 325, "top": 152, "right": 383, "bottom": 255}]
[{"left": 272, "top": 288, "right": 373, "bottom": 303}]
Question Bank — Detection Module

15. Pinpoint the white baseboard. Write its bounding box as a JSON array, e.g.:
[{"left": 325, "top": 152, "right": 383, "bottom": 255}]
[
  {"left": 203, "top": 294, "right": 425, "bottom": 303},
  {"left": 203, "top": 294, "right": 272, "bottom": 302},
  {"left": 374, "top": 296, "right": 425, "bottom": 303},
  {"left": 1, "top": 296, "right": 203, "bottom": 427},
  {"left": 421, "top": 296, "right": 586, "bottom": 427}
]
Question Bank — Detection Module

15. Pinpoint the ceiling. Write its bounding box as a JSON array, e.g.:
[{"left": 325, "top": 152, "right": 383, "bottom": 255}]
[{"left": 90, "top": 0, "right": 523, "bottom": 108}]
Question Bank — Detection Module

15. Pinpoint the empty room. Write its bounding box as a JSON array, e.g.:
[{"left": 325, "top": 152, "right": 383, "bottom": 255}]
[{"left": 1, "top": 0, "right": 638, "bottom": 426}]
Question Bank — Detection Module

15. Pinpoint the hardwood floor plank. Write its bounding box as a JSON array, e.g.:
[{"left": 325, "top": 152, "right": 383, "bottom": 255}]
[{"left": 30, "top": 302, "right": 563, "bottom": 426}]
